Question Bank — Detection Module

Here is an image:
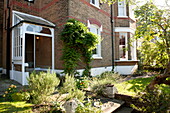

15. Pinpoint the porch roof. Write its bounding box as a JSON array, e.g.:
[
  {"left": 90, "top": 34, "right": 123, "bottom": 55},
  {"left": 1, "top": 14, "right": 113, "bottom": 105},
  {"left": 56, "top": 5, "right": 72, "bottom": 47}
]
[{"left": 13, "top": 11, "right": 55, "bottom": 28}]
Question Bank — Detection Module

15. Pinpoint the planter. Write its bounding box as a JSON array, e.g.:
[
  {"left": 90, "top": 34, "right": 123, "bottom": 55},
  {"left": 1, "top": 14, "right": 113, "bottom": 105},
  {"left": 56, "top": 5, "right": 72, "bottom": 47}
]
[{"left": 102, "top": 84, "right": 118, "bottom": 98}]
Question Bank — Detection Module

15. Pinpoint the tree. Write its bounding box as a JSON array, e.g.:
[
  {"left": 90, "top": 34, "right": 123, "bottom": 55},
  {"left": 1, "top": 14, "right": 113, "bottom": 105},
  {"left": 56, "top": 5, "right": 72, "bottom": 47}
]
[{"left": 134, "top": 2, "right": 170, "bottom": 89}]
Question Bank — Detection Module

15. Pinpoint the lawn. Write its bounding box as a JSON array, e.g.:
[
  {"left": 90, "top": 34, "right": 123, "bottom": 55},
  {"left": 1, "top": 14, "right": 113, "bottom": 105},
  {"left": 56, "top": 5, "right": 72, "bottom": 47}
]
[
  {"left": 115, "top": 76, "right": 170, "bottom": 96},
  {"left": 0, "top": 101, "right": 33, "bottom": 113}
]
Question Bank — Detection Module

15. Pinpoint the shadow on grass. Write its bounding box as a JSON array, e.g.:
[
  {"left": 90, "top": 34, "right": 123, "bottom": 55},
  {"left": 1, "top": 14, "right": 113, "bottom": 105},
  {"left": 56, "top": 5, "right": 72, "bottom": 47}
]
[
  {"left": 0, "top": 101, "right": 33, "bottom": 113},
  {"left": 126, "top": 77, "right": 154, "bottom": 93}
]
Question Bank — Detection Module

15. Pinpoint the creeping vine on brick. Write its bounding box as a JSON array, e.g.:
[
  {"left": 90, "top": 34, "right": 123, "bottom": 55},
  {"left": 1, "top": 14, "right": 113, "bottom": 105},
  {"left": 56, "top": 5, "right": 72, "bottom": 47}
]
[{"left": 61, "top": 19, "right": 99, "bottom": 76}]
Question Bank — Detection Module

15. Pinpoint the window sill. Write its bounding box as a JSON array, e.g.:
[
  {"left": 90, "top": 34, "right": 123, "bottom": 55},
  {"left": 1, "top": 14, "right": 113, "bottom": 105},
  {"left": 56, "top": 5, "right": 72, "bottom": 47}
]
[
  {"left": 92, "top": 56, "right": 103, "bottom": 59},
  {"left": 90, "top": 3, "right": 100, "bottom": 9},
  {"left": 115, "top": 60, "right": 139, "bottom": 62},
  {"left": 117, "top": 16, "right": 128, "bottom": 18}
]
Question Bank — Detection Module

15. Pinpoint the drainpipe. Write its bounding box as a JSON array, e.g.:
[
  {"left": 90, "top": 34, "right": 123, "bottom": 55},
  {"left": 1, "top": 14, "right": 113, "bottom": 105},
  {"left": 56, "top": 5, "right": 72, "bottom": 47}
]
[
  {"left": 6, "top": 0, "right": 11, "bottom": 78},
  {"left": 111, "top": 4, "right": 115, "bottom": 71}
]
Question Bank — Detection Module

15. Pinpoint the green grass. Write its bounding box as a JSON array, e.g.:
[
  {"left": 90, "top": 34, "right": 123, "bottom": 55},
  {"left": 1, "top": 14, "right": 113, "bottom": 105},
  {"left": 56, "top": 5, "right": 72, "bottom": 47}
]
[
  {"left": 115, "top": 77, "right": 170, "bottom": 96},
  {"left": 0, "top": 101, "right": 33, "bottom": 113}
]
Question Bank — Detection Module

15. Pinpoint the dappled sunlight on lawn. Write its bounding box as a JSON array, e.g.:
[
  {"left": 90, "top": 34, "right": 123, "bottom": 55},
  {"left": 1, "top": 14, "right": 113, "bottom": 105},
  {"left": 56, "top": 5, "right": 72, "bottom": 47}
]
[
  {"left": 0, "top": 101, "right": 33, "bottom": 113},
  {"left": 115, "top": 77, "right": 154, "bottom": 96},
  {"left": 115, "top": 76, "right": 170, "bottom": 96}
]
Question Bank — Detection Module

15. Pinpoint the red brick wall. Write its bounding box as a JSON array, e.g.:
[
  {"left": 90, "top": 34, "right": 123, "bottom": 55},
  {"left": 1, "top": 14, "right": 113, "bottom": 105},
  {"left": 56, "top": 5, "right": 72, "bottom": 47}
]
[
  {"left": 0, "top": 0, "right": 4, "bottom": 67},
  {"left": 1, "top": 0, "right": 136, "bottom": 70},
  {"left": 68, "top": 0, "right": 112, "bottom": 68},
  {"left": 2, "top": 0, "right": 69, "bottom": 69}
]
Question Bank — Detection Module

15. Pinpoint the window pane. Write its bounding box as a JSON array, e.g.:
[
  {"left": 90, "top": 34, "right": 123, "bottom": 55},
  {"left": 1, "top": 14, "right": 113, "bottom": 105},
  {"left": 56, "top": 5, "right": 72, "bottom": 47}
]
[
  {"left": 26, "top": 25, "right": 51, "bottom": 35},
  {"left": 118, "top": 1, "right": 126, "bottom": 16},
  {"left": 119, "top": 33, "right": 127, "bottom": 59},
  {"left": 90, "top": 25, "right": 99, "bottom": 55},
  {"left": 92, "top": 0, "right": 95, "bottom": 4}
]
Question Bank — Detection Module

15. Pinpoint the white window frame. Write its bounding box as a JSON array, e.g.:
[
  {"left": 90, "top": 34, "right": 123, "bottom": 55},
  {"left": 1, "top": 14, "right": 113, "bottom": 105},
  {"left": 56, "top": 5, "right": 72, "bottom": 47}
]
[
  {"left": 119, "top": 32, "right": 128, "bottom": 60},
  {"left": 89, "top": 24, "right": 102, "bottom": 59},
  {"left": 90, "top": 0, "right": 100, "bottom": 9},
  {"left": 118, "top": 0, "right": 127, "bottom": 17}
]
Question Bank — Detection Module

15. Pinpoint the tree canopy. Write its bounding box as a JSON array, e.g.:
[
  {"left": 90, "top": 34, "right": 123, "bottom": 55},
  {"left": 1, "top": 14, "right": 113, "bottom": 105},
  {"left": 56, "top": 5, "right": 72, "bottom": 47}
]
[{"left": 134, "top": 2, "right": 170, "bottom": 88}]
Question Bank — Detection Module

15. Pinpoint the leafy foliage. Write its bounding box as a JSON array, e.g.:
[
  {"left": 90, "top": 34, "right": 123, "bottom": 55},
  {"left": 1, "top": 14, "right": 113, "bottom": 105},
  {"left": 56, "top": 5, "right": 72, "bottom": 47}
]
[
  {"left": 135, "top": 2, "right": 170, "bottom": 69},
  {"left": 61, "top": 19, "right": 99, "bottom": 76},
  {"left": 139, "top": 40, "right": 168, "bottom": 69},
  {"left": 131, "top": 85, "right": 170, "bottom": 113},
  {"left": 27, "top": 71, "right": 60, "bottom": 104},
  {"left": 76, "top": 77, "right": 89, "bottom": 90},
  {"left": 3, "top": 84, "right": 18, "bottom": 101},
  {"left": 90, "top": 71, "right": 121, "bottom": 95},
  {"left": 59, "top": 75, "right": 77, "bottom": 94},
  {"left": 58, "top": 75, "right": 85, "bottom": 102},
  {"left": 76, "top": 99, "right": 102, "bottom": 113}
]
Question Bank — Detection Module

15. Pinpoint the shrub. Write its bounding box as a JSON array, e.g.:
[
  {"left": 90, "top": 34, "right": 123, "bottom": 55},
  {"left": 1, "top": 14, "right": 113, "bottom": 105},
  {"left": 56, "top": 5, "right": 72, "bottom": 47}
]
[
  {"left": 131, "top": 85, "right": 170, "bottom": 113},
  {"left": 76, "top": 77, "right": 89, "bottom": 90},
  {"left": 75, "top": 99, "right": 102, "bottom": 113},
  {"left": 27, "top": 70, "right": 60, "bottom": 104},
  {"left": 64, "top": 89, "right": 86, "bottom": 102},
  {"left": 59, "top": 75, "right": 77, "bottom": 94},
  {"left": 3, "top": 84, "right": 17, "bottom": 101},
  {"left": 58, "top": 75, "right": 85, "bottom": 102},
  {"left": 90, "top": 71, "right": 121, "bottom": 95}
]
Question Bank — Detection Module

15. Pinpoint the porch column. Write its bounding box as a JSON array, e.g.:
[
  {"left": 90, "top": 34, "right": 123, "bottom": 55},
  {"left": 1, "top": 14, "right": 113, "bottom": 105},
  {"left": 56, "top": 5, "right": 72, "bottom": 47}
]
[
  {"left": 51, "top": 28, "right": 55, "bottom": 72},
  {"left": 22, "top": 23, "right": 26, "bottom": 85}
]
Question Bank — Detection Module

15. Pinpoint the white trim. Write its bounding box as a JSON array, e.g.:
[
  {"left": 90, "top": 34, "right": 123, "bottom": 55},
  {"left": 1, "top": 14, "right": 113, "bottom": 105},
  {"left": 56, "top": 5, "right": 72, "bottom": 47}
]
[
  {"left": 89, "top": 24, "right": 102, "bottom": 58},
  {"left": 51, "top": 28, "right": 55, "bottom": 72},
  {"left": 115, "top": 27, "right": 135, "bottom": 34},
  {"left": 118, "top": 0, "right": 127, "bottom": 17},
  {"left": 12, "top": 10, "right": 55, "bottom": 27},
  {"left": 22, "top": 23, "right": 26, "bottom": 85},
  {"left": 93, "top": 56, "right": 103, "bottom": 59},
  {"left": 90, "top": 0, "right": 100, "bottom": 9},
  {"left": 8, "top": 64, "right": 138, "bottom": 85},
  {"left": 117, "top": 16, "right": 128, "bottom": 18},
  {"left": 54, "top": 65, "right": 138, "bottom": 76}
]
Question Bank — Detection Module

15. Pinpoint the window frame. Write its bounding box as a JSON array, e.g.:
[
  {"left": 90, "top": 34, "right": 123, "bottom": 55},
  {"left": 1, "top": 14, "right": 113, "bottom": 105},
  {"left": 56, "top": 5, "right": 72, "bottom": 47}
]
[
  {"left": 89, "top": 24, "right": 102, "bottom": 59},
  {"left": 118, "top": 0, "right": 127, "bottom": 17},
  {"left": 119, "top": 32, "right": 128, "bottom": 60},
  {"left": 90, "top": 0, "right": 100, "bottom": 9}
]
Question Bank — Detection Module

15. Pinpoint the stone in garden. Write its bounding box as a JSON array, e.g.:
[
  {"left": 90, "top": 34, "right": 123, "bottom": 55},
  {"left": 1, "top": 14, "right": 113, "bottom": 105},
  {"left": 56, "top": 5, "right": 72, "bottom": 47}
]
[
  {"left": 103, "top": 84, "right": 118, "bottom": 98},
  {"left": 63, "top": 99, "right": 78, "bottom": 113}
]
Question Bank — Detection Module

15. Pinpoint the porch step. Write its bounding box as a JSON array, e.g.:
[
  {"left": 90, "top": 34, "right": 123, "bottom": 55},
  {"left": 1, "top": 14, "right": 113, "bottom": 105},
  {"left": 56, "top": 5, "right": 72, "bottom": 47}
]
[{"left": 94, "top": 97, "right": 125, "bottom": 113}]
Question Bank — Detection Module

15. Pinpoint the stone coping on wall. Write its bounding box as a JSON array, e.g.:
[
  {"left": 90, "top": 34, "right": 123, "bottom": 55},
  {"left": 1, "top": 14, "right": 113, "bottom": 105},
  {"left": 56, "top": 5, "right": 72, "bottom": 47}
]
[{"left": 114, "top": 60, "right": 139, "bottom": 66}]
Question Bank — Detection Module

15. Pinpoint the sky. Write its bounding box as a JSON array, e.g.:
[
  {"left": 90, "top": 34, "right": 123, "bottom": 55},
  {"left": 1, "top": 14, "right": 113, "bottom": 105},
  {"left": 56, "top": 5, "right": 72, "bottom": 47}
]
[
  {"left": 153, "top": 0, "right": 170, "bottom": 7},
  {"left": 137, "top": 0, "right": 170, "bottom": 8}
]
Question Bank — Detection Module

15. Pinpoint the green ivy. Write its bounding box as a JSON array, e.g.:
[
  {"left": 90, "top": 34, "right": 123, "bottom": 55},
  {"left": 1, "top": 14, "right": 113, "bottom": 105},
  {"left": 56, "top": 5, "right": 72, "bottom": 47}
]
[{"left": 61, "top": 19, "right": 99, "bottom": 76}]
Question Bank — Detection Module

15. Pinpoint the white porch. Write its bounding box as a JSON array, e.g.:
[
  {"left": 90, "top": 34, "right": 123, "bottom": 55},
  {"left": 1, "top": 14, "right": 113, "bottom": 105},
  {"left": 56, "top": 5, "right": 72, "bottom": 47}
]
[{"left": 11, "top": 11, "right": 55, "bottom": 85}]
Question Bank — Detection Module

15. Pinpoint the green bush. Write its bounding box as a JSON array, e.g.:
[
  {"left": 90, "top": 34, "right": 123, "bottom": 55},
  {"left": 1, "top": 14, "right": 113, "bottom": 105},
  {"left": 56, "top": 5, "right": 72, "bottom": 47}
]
[
  {"left": 3, "top": 84, "right": 18, "bottom": 101},
  {"left": 90, "top": 71, "right": 121, "bottom": 95},
  {"left": 76, "top": 77, "right": 89, "bottom": 90},
  {"left": 27, "top": 70, "right": 60, "bottom": 104},
  {"left": 59, "top": 75, "right": 77, "bottom": 94},
  {"left": 64, "top": 89, "right": 86, "bottom": 102},
  {"left": 58, "top": 75, "right": 85, "bottom": 102},
  {"left": 76, "top": 99, "right": 102, "bottom": 113},
  {"left": 131, "top": 85, "right": 170, "bottom": 113}
]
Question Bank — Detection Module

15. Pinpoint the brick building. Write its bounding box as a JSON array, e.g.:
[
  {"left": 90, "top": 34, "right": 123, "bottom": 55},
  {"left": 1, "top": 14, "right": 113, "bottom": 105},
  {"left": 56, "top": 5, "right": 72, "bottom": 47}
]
[
  {"left": 0, "top": 0, "right": 4, "bottom": 70},
  {"left": 0, "top": 0, "right": 137, "bottom": 85}
]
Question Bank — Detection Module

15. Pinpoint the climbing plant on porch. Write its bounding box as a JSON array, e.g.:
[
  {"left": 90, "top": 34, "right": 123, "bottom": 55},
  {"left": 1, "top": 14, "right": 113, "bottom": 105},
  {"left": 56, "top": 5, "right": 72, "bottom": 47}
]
[{"left": 61, "top": 19, "right": 100, "bottom": 76}]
